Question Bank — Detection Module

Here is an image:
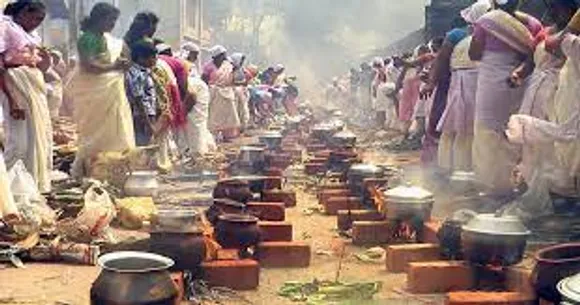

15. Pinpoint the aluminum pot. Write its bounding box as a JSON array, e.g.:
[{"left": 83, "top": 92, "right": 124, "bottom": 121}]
[
  {"left": 124, "top": 171, "right": 159, "bottom": 197},
  {"left": 311, "top": 124, "right": 338, "bottom": 143},
  {"left": 558, "top": 273, "right": 580, "bottom": 305},
  {"left": 215, "top": 214, "right": 260, "bottom": 257},
  {"left": 90, "top": 251, "right": 178, "bottom": 305},
  {"left": 238, "top": 146, "right": 265, "bottom": 166},
  {"left": 461, "top": 214, "right": 530, "bottom": 266},
  {"left": 149, "top": 232, "right": 207, "bottom": 271},
  {"left": 331, "top": 130, "right": 357, "bottom": 149},
  {"left": 347, "top": 164, "right": 384, "bottom": 197},
  {"left": 259, "top": 131, "right": 283, "bottom": 150},
  {"left": 382, "top": 184, "right": 434, "bottom": 222},
  {"left": 533, "top": 243, "right": 580, "bottom": 303},
  {"left": 151, "top": 206, "right": 202, "bottom": 233}
]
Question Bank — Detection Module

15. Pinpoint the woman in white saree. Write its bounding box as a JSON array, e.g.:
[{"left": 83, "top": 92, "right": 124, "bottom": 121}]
[{"left": 68, "top": 3, "right": 134, "bottom": 178}]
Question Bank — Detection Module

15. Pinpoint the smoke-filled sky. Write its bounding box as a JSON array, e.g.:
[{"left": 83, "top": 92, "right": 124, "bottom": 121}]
[{"left": 209, "top": 0, "right": 428, "bottom": 94}]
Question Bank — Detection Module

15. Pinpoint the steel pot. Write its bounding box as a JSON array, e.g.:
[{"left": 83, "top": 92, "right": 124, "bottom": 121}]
[
  {"left": 151, "top": 206, "right": 202, "bottom": 233},
  {"left": 311, "top": 124, "right": 338, "bottom": 143},
  {"left": 238, "top": 146, "right": 265, "bottom": 166},
  {"left": 331, "top": 131, "right": 357, "bottom": 149},
  {"left": 558, "top": 273, "right": 580, "bottom": 305},
  {"left": 461, "top": 214, "right": 530, "bottom": 266},
  {"left": 382, "top": 184, "right": 433, "bottom": 222},
  {"left": 259, "top": 131, "right": 283, "bottom": 150},
  {"left": 91, "top": 251, "right": 178, "bottom": 305},
  {"left": 124, "top": 171, "right": 159, "bottom": 197},
  {"left": 533, "top": 243, "right": 580, "bottom": 303},
  {"left": 215, "top": 214, "right": 260, "bottom": 257},
  {"left": 348, "top": 164, "right": 385, "bottom": 197}
]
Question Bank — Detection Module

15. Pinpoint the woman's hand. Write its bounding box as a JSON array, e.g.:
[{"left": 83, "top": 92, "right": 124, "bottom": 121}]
[
  {"left": 37, "top": 48, "right": 51, "bottom": 72},
  {"left": 507, "top": 66, "right": 525, "bottom": 88},
  {"left": 420, "top": 83, "right": 435, "bottom": 100},
  {"left": 114, "top": 58, "right": 131, "bottom": 71}
]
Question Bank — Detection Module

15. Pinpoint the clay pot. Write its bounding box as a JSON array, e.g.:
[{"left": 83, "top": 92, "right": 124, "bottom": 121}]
[
  {"left": 213, "top": 179, "right": 253, "bottom": 203},
  {"left": 91, "top": 251, "right": 178, "bottom": 305},
  {"left": 533, "top": 243, "right": 580, "bottom": 303},
  {"left": 149, "top": 232, "right": 207, "bottom": 271},
  {"left": 205, "top": 198, "right": 245, "bottom": 226},
  {"left": 215, "top": 214, "right": 260, "bottom": 257}
]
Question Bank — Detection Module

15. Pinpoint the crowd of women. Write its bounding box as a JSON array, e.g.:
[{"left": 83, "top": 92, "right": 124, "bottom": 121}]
[
  {"left": 331, "top": 0, "right": 580, "bottom": 217},
  {"left": 0, "top": 0, "right": 299, "bottom": 216}
]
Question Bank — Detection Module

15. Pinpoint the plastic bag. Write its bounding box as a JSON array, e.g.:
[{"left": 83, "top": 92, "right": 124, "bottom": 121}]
[
  {"left": 57, "top": 183, "right": 116, "bottom": 243},
  {"left": 8, "top": 160, "right": 41, "bottom": 202},
  {"left": 7, "top": 160, "right": 56, "bottom": 235}
]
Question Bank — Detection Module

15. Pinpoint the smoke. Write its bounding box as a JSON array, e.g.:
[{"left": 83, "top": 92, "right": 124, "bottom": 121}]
[{"left": 210, "top": 0, "right": 426, "bottom": 98}]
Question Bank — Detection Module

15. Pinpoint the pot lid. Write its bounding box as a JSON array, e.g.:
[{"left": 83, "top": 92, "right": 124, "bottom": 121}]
[
  {"left": 349, "top": 164, "right": 383, "bottom": 175},
  {"left": 450, "top": 171, "right": 476, "bottom": 182},
  {"left": 240, "top": 146, "right": 265, "bottom": 152},
  {"left": 462, "top": 214, "right": 531, "bottom": 236},
  {"left": 260, "top": 131, "right": 283, "bottom": 139},
  {"left": 558, "top": 273, "right": 580, "bottom": 302},
  {"left": 384, "top": 183, "right": 433, "bottom": 204},
  {"left": 333, "top": 130, "right": 357, "bottom": 139}
]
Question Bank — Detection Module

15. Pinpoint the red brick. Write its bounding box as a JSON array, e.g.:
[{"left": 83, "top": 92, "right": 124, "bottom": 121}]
[
  {"left": 324, "top": 197, "right": 363, "bottom": 215},
  {"left": 306, "top": 144, "right": 326, "bottom": 152},
  {"left": 269, "top": 159, "right": 292, "bottom": 170},
  {"left": 259, "top": 221, "right": 293, "bottom": 242},
  {"left": 337, "top": 209, "right": 385, "bottom": 231},
  {"left": 171, "top": 272, "right": 185, "bottom": 301},
  {"left": 264, "top": 168, "right": 284, "bottom": 177},
  {"left": 352, "top": 221, "right": 393, "bottom": 246},
  {"left": 407, "top": 261, "right": 475, "bottom": 294},
  {"left": 256, "top": 241, "right": 311, "bottom": 268},
  {"left": 386, "top": 243, "right": 441, "bottom": 273},
  {"left": 246, "top": 202, "right": 285, "bottom": 221},
  {"left": 421, "top": 220, "right": 442, "bottom": 244},
  {"left": 318, "top": 189, "right": 351, "bottom": 205},
  {"left": 506, "top": 268, "right": 535, "bottom": 298},
  {"left": 319, "top": 183, "right": 349, "bottom": 191},
  {"left": 262, "top": 177, "right": 283, "bottom": 190},
  {"left": 305, "top": 162, "right": 326, "bottom": 175},
  {"left": 313, "top": 150, "right": 332, "bottom": 159},
  {"left": 262, "top": 190, "right": 297, "bottom": 207},
  {"left": 201, "top": 259, "right": 260, "bottom": 290},
  {"left": 445, "top": 292, "right": 536, "bottom": 305}
]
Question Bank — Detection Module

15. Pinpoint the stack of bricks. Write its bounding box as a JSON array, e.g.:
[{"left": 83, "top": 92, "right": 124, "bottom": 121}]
[{"left": 201, "top": 250, "right": 260, "bottom": 291}]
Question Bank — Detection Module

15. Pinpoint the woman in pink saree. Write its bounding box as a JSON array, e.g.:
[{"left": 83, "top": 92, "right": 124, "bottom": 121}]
[
  {"left": 469, "top": 0, "right": 542, "bottom": 197},
  {"left": 202, "top": 45, "right": 241, "bottom": 141},
  {"left": 0, "top": 0, "right": 52, "bottom": 193}
]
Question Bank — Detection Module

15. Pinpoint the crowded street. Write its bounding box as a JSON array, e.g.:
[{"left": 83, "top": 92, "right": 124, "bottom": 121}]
[{"left": 1, "top": 0, "right": 580, "bottom": 304}]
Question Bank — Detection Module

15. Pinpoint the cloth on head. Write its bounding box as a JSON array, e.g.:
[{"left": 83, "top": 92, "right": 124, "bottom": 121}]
[
  {"left": 156, "top": 43, "right": 171, "bottom": 54},
  {"left": 230, "top": 52, "right": 245, "bottom": 68},
  {"left": 182, "top": 42, "right": 200, "bottom": 53},
  {"left": 461, "top": 0, "right": 492, "bottom": 24},
  {"left": 273, "top": 64, "right": 285, "bottom": 73},
  {"left": 209, "top": 45, "right": 227, "bottom": 58},
  {"left": 372, "top": 57, "right": 384, "bottom": 68}
]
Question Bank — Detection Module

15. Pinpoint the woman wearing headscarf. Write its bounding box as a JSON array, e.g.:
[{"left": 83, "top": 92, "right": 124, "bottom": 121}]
[
  {"left": 203, "top": 45, "right": 241, "bottom": 141},
  {"left": 468, "top": 0, "right": 542, "bottom": 197},
  {"left": 181, "top": 42, "right": 200, "bottom": 77},
  {"left": 69, "top": 2, "right": 134, "bottom": 178},
  {"left": 425, "top": 0, "right": 491, "bottom": 175},
  {"left": 0, "top": 0, "right": 53, "bottom": 192}
]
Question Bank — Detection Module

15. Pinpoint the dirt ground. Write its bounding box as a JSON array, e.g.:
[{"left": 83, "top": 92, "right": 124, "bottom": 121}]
[{"left": 0, "top": 146, "right": 455, "bottom": 305}]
